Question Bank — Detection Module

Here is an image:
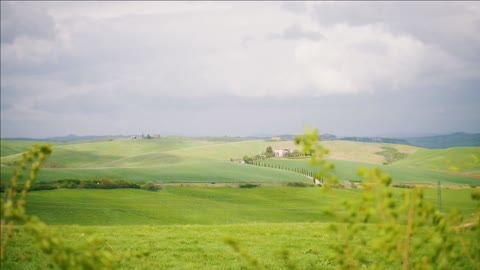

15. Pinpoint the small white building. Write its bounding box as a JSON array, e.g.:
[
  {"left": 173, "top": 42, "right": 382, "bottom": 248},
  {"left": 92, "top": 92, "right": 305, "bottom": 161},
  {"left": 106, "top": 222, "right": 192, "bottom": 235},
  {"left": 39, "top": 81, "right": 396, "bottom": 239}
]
[{"left": 274, "top": 149, "right": 293, "bottom": 157}]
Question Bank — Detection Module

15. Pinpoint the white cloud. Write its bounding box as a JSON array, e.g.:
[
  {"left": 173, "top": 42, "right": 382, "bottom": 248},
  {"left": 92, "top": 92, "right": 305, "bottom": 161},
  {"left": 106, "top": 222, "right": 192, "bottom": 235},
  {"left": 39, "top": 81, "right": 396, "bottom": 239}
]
[
  {"left": 203, "top": 22, "right": 464, "bottom": 96},
  {"left": 1, "top": 1, "right": 472, "bottom": 98},
  {"left": 1, "top": 2, "right": 479, "bottom": 137}
]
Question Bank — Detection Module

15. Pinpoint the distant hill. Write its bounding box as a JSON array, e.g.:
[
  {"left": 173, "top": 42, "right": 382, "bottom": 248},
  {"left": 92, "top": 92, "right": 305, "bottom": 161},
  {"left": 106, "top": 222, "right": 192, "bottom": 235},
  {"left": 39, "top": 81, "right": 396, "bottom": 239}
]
[
  {"left": 322, "top": 132, "right": 480, "bottom": 149},
  {"left": 405, "top": 132, "right": 480, "bottom": 149},
  {"left": 2, "top": 134, "right": 128, "bottom": 142},
  {"left": 339, "top": 136, "right": 410, "bottom": 145},
  {"left": 3, "top": 132, "right": 480, "bottom": 149}
]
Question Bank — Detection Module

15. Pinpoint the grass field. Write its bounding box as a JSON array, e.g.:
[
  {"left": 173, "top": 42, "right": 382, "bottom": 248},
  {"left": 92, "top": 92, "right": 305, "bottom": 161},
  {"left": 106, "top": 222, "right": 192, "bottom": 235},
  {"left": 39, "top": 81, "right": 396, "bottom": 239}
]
[
  {"left": 4, "top": 186, "right": 479, "bottom": 269},
  {"left": 23, "top": 187, "right": 477, "bottom": 226},
  {"left": 1, "top": 161, "right": 310, "bottom": 184},
  {"left": 2, "top": 137, "right": 479, "bottom": 269},
  {"left": 256, "top": 158, "right": 480, "bottom": 185},
  {"left": 395, "top": 147, "right": 480, "bottom": 174},
  {"left": 1, "top": 223, "right": 346, "bottom": 270}
]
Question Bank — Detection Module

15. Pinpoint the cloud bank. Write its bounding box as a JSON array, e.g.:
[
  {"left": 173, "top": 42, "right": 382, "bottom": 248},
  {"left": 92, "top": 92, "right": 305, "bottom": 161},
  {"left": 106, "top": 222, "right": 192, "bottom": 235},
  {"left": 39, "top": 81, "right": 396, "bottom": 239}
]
[{"left": 1, "top": 2, "right": 479, "bottom": 137}]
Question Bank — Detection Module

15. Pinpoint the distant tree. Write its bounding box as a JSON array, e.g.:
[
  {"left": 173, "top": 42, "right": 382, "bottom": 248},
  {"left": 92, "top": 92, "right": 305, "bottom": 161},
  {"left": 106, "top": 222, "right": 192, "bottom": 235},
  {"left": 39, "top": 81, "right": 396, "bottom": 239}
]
[
  {"left": 146, "top": 134, "right": 152, "bottom": 139},
  {"left": 243, "top": 155, "right": 253, "bottom": 164},
  {"left": 284, "top": 150, "right": 302, "bottom": 158},
  {"left": 142, "top": 181, "right": 160, "bottom": 191},
  {"left": 265, "top": 146, "right": 274, "bottom": 158}
]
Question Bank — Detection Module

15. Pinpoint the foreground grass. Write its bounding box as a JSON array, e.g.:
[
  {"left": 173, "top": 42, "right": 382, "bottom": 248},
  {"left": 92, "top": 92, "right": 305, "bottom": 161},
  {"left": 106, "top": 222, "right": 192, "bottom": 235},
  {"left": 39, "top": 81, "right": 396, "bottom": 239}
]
[
  {"left": 4, "top": 223, "right": 338, "bottom": 270},
  {"left": 4, "top": 186, "right": 479, "bottom": 269},
  {"left": 5, "top": 221, "right": 477, "bottom": 270}
]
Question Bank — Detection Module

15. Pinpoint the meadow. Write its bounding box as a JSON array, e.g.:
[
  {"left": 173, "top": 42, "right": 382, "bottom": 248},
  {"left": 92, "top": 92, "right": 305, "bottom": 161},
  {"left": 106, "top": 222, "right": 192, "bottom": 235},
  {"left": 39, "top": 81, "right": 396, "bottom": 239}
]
[
  {"left": 1, "top": 137, "right": 479, "bottom": 269},
  {"left": 22, "top": 187, "right": 477, "bottom": 226},
  {"left": 4, "top": 187, "right": 478, "bottom": 269}
]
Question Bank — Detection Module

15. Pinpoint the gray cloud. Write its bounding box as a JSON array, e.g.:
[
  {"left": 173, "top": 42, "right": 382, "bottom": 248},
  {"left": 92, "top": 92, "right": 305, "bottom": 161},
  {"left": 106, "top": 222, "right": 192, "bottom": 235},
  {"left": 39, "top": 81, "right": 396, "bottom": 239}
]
[
  {"left": 1, "top": 2, "right": 479, "bottom": 138},
  {"left": 280, "top": 2, "right": 307, "bottom": 14},
  {"left": 269, "top": 24, "right": 324, "bottom": 41},
  {"left": 1, "top": 2, "right": 56, "bottom": 43},
  {"left": 308, "top": 2, "right": 480, "bottom": 65}
]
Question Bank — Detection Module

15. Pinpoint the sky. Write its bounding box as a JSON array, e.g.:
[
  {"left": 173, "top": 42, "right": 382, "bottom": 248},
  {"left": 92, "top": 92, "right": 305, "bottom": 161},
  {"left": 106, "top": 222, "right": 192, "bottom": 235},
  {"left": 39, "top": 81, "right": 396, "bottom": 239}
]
[{"left": 1, "top": 1, "right": 480, "bottom": 138}]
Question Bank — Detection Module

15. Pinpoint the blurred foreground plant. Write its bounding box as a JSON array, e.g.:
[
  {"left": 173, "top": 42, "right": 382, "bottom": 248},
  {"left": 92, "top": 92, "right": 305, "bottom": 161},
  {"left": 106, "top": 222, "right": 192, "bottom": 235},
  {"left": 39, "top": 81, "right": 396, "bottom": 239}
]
[
  {"left": 227, "top": 127, "right": 480, "bottom": 269},
  {"left": 299, "top": 128, "right": 480, "bottom": 270},
  {"left": 1, "top": 144, "right": 117, "bottom": 269}
]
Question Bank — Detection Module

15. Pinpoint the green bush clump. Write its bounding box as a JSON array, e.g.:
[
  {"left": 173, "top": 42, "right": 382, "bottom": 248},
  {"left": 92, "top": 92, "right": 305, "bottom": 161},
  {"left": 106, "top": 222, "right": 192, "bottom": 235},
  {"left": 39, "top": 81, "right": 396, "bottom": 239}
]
[
  {"left": 141, "top": 181, "right": 161, "bottom": 191},
  {"left": 18, "top": 178, "right": 142, "bottom": 191},
  {"left": 286, "top": 182, "right": 313, "bottom": 187},
  {"left": 392, "top": 183, "right": 414, "bottom": 189},
  {"left": 29, "top": 184, "right": 57, "bottom": 191},
  {"left": 57, "top": 178, "right": 81, "bottom": 187},
  {"left": 239, "top": 184, "right": 258, "bottom": 188},
  {"left": 81, "top": 178, "right": 141, "bottom": 189}
]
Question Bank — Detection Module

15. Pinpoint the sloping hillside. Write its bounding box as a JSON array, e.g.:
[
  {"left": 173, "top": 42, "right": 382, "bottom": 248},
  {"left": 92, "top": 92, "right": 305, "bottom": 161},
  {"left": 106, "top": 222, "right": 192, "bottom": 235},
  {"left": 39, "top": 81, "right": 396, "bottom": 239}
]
[
  {"left": 321, "top": 141, "right": 418, "bottom": 164},
  {"left": 1, "top": 138, "right": 477, "bottom": 185},
  {"left": 395, "top": 147, "right": 480, "bottom": 176}
]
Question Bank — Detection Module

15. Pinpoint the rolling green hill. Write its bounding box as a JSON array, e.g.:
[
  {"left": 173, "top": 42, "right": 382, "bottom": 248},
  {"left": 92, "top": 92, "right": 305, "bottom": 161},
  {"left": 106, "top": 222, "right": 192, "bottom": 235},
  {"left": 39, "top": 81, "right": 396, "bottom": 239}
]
[
  {"left": 1, "top": 161, "right": 310, "bottom": 184},
  {"left": 394, "top": 147, "right": 480, "bottom": 175},
  {"left": 1, "top": 137, "right": 478, "bottom": 185},
  {"left": 0, "top": 140, "right": 68, "bottom": 157},
  {"left": 257, "top": 158, "right": 479, "bottom": 185}
]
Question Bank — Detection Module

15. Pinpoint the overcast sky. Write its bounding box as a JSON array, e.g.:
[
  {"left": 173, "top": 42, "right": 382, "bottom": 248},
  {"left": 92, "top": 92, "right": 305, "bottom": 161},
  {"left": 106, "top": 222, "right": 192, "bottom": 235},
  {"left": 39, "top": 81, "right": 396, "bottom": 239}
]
[{"left": 1, "top": 1, "right": 479, "bottom": 138}]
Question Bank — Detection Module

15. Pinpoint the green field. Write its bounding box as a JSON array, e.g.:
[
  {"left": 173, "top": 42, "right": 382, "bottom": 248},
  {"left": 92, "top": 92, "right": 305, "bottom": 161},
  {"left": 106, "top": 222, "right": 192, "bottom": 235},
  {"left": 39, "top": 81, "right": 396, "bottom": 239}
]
[
  {"left": 23, "top": 187, "right": 477, "bottom": 226},
  {"left": 395, "top": 147, "right": 480, "bottom": 174},
  {"left": 6, "top": 222, "right": 478, "bottom": 270},
  {"left": 2, "top": 137, "right": 479, "bottom": 269},
  {"left": 1, "top": 137, "right": 478, "bottom": 185},
  {"left": 1, "top": 223, "right": 349, "bottom": 270},
  {"left": 4, "top": 187, "right": 479, "bottom": 269},
  {"left": 1, "top": 160, "right": 311, "bottom": 184},
  {"left": 256, "top": 158, "right": 479, "bottom": 185}
]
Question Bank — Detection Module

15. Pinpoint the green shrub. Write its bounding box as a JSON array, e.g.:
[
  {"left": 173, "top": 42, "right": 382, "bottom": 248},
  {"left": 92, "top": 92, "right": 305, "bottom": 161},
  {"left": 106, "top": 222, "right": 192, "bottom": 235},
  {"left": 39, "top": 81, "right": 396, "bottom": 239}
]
[
  {"left": 286, "top": 182, "right": 313, "bottom": 187},
  {"left": 141, "top": 181, "right": 160, "bottom": 191},
  {"left": 392, "top": 183, "right": 414, "bottom": 189},
  {"left": 239, "top": 184, "right": 258, "bottom": 188},
  {"left": 78, "top": 179, "right": 140, "bottom": 190},
  {"left": 29, "top": 184, "right": 57, "bottom": 191}
]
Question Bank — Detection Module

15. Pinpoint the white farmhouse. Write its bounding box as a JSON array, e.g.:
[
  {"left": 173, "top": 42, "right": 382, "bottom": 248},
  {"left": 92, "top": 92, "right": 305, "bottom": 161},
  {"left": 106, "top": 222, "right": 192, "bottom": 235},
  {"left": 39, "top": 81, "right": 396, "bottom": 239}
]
[{"left": 274, "top": 149, "right": 293, "bottom": 157}]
